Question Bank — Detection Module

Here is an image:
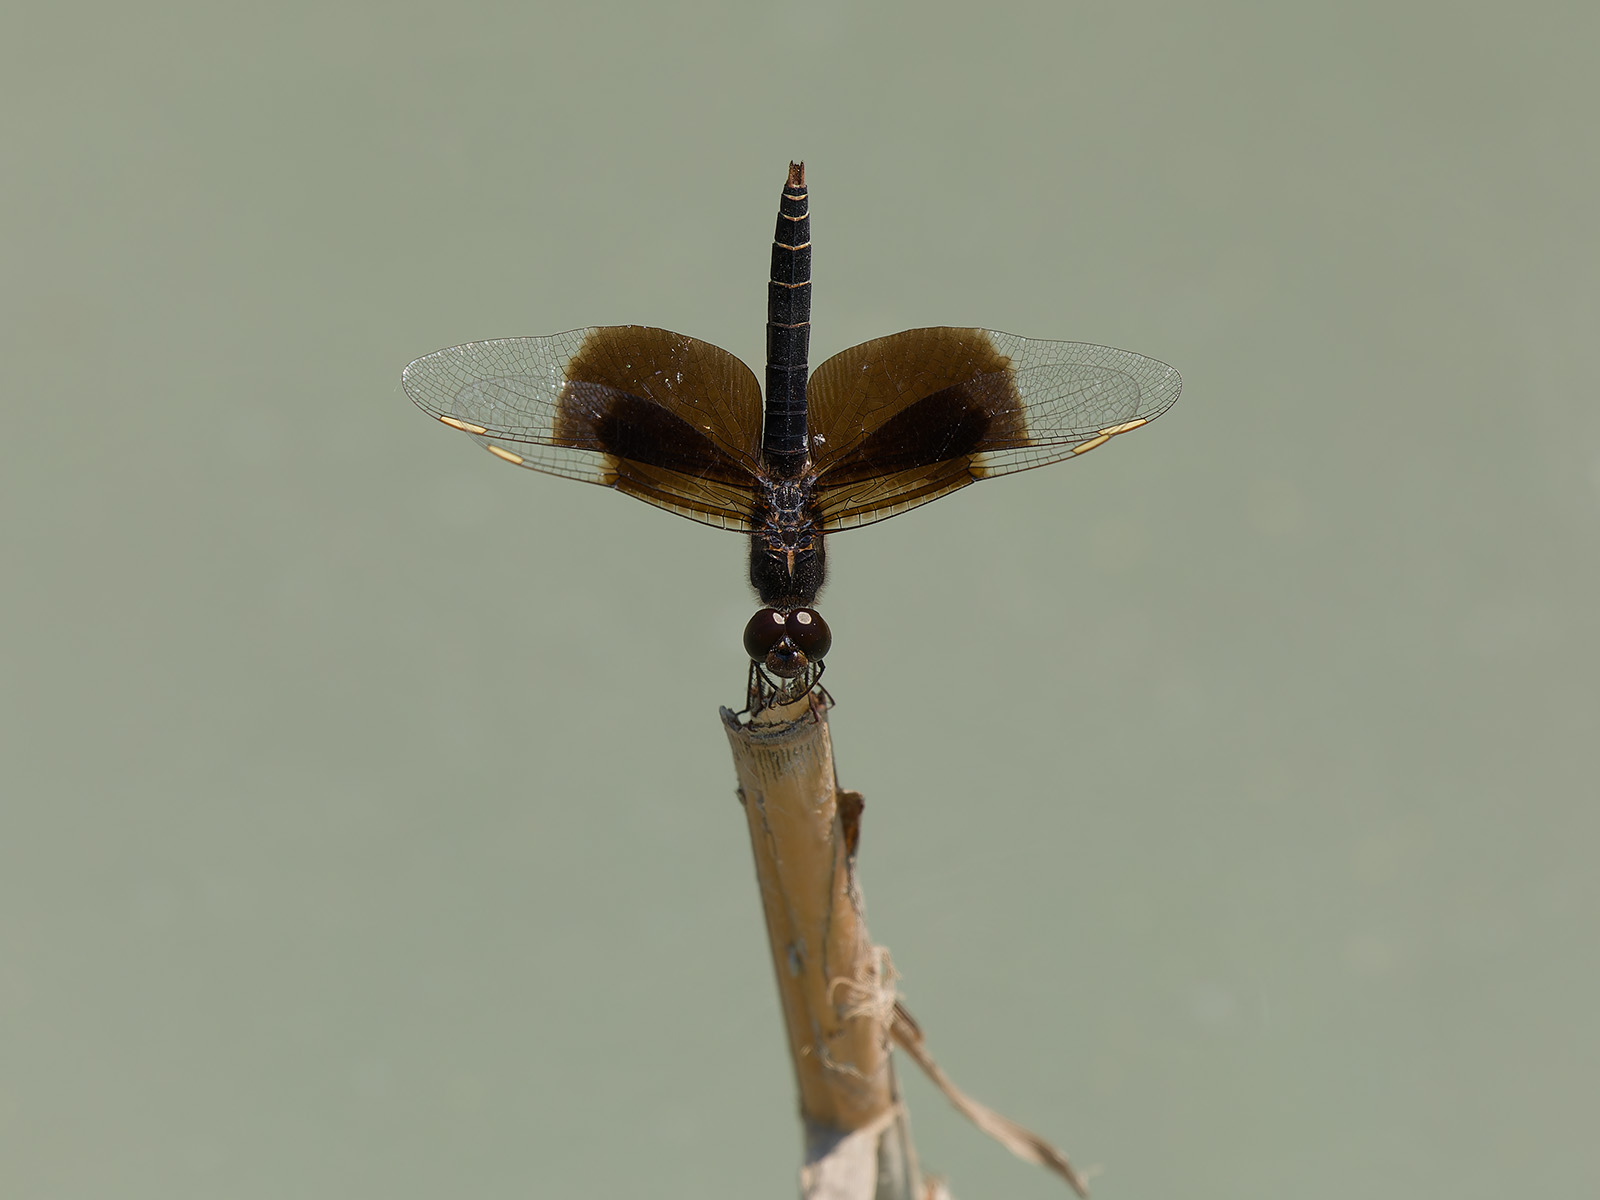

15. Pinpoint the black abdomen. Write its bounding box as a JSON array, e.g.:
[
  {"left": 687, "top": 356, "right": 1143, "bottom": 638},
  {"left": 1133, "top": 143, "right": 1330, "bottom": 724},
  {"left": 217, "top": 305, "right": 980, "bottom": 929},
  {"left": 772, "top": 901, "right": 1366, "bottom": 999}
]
[{"left": 763, "top": 162, "right": 811, "bottom": 478}]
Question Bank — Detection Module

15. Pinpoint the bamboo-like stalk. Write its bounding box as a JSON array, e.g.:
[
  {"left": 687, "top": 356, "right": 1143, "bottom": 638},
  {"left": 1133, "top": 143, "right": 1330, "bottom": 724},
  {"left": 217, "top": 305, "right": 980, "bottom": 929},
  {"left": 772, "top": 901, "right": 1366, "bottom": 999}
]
[
  {"left": 722, "top": 696, "right": 919, "bottom": 1200},
  {"left": 723, "top": 692, "right": 1090, "bottom": 1199}
]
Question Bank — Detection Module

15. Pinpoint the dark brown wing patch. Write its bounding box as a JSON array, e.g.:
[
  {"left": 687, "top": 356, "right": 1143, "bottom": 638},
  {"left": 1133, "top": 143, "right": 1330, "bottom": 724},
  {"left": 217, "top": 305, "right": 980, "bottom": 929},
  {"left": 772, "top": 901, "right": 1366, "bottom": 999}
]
[
  {"left": 807, "top": 328, "right": 1024, "bottom": 529},
  {"left": 557, "top": 325, "right": 763, "bottom": 473},
  {"left": 807, "top": 327, "right": 1180, "bottom": 531},
  {"left": 818, "top": 375, "right": 1020, "bottom": 483},
  {"left": 402, "top": 326, "right": 764, "bottom": 533},
  {"left": 806, "top": 328, "right": 1026, "bottom": 475},
  {"left": 551, "top": 382, "right": 754, "bottom": 484}
]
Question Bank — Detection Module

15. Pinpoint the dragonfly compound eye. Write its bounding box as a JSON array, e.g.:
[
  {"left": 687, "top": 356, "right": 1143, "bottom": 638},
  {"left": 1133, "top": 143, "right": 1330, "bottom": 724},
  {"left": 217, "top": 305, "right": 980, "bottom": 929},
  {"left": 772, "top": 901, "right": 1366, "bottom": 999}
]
[
  {"left": 785, "top": 609, "right": 832, "bottom": 660},
  {"left": 743, "top": 608, "right": 790, "bottom": 662}
]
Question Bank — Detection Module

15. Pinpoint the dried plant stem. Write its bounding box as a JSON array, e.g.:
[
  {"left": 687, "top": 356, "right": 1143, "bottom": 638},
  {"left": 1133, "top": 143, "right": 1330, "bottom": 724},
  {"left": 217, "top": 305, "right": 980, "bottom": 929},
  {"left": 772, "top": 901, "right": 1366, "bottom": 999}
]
[
  {"left": 722, "top": 697, "right": 918, "bottom": 1200},
  {"left": 723, "top": 695, "right": 1091, "bottom": 1199}
]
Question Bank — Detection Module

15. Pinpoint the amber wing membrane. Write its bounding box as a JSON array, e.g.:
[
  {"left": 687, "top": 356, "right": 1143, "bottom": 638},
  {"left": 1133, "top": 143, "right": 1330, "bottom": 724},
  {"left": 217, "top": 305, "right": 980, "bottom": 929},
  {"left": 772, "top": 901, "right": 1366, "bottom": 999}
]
[
  {"left": 402, "top": 326, "right": 765, "bottom": 531},
  {"left": 806, "top": 328, "right": 1181, "bottom": 530}
]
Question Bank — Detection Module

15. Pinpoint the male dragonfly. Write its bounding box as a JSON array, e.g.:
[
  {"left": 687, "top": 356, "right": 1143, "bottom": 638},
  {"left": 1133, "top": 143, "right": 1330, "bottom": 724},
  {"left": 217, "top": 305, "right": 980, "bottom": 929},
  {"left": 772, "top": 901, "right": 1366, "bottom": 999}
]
[{"left": 403, "top": 163, "right": 1181, "bottom": 708}]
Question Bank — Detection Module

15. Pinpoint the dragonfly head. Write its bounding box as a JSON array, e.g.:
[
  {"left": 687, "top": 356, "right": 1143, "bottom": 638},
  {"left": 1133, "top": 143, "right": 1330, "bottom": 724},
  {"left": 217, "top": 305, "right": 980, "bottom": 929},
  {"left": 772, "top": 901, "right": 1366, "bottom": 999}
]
[{"left": 742, "top": 607, "right": 831, "bottom": 678}]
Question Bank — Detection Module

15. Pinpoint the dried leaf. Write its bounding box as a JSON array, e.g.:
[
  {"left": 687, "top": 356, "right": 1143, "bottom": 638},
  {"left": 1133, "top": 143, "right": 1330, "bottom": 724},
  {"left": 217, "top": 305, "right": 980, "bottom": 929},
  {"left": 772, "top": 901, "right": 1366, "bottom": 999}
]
[{"left": 891, "top": 1002, "right": 1090, "bottom": 1197}]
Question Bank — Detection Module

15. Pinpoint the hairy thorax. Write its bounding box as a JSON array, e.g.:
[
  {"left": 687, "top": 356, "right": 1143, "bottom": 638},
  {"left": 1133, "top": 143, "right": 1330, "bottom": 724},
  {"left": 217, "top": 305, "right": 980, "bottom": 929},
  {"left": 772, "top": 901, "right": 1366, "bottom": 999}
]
[{"left": 748, "top": 473, "right": 827, "bottom": 608}]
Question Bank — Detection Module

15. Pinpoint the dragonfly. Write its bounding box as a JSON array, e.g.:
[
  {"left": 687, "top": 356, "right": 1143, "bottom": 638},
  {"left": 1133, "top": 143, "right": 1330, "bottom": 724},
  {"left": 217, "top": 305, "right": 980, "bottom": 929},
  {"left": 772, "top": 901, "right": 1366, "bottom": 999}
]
[{"left": 403, "top": 163, "right": 1181, "bottom": 709}]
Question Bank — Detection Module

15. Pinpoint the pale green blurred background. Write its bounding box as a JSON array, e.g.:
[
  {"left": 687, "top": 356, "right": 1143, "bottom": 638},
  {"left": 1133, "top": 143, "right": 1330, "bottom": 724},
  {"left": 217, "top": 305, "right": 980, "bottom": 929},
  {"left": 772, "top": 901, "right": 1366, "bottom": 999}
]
[{"left": 3, "top": 2, "right": 1596, "bottom": 1197}]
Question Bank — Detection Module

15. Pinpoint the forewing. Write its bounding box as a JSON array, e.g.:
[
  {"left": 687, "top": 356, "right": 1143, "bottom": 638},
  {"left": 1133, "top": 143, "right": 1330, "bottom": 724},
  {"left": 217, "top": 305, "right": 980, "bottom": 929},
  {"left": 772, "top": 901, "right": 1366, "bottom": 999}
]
[
  {"left": 807, "top": 328, "right": 1181, "bottom": 530},
  {"left": 402, "top": 326, "right": 764, "bottom": 531}
]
